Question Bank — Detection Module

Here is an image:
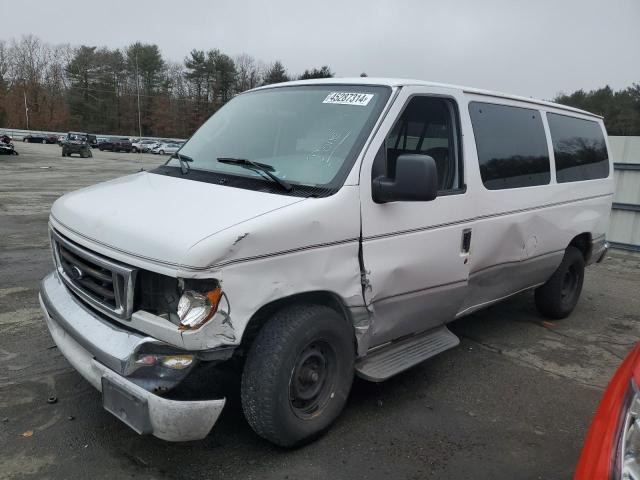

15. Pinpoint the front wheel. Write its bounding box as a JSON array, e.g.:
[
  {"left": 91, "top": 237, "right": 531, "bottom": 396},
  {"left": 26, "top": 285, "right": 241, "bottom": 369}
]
[
  {"left": 535, "top": 246, "right": 585, "bottom": 319},
  {"left": 241, "top": 304, "right": 355, "bottom": 447}
]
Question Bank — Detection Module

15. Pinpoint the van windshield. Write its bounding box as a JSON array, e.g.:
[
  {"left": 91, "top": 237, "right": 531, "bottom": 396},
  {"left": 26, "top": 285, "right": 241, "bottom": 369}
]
[{"left": 165, "top": 85, "right": 390, "bottom": 195}]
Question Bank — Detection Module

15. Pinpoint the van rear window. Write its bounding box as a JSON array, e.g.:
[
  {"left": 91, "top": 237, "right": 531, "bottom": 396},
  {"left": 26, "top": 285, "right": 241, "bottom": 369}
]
[
  {"left": 469, "top": 102, "right": 550, "bottom": 190},
  {"left": 546, "top": 113, "right": 609, "bottom": 183}
]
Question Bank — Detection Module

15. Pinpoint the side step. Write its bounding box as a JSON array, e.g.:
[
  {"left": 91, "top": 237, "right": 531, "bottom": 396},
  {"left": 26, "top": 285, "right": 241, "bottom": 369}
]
[{"left": 355, "top": 326, "right": 460, "bottom": 382}]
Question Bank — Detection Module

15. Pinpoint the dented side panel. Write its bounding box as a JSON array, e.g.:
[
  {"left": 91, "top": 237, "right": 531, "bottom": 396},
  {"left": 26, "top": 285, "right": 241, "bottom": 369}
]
[
  {"left": 182, "top": 185, "right": 365, "bottom": 349},
  {"left": 358, "top": 86, "right": 476, "bottom": 348}
]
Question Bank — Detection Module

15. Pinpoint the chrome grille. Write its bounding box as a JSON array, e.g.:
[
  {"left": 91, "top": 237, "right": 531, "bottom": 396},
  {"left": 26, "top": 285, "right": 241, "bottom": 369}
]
[{"left": 50, "top": 228, "right": 137, "bottom": 320}]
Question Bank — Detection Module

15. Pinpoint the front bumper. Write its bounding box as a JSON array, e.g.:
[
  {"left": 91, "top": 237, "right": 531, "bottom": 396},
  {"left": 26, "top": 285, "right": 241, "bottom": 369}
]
[{"left": 39, "top": 272, "right": 225, "bottom": 441}]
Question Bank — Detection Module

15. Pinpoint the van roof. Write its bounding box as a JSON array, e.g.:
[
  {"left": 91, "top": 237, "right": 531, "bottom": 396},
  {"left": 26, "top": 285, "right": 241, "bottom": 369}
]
[{"left": 252, "top": 77, "right": 602, "bottom": 119}]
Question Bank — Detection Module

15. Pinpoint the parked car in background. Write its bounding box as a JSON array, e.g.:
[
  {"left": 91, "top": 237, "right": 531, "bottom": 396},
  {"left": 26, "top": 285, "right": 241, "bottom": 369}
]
[
  {"left": 98, "top": 137, "right": 132, "bottom": 152},
  {"left": 61, "top": 132, "right": 93, "bottom": 158},
  {"left": 151, "top": 142, "right": 182, "bottom": 155},
  {"left": 87, "top": 134, "right": 98, "bottom": 148},
  {"left": 575, "top": 343, "right": 640, "bottom": 479},
  {"left": 132, "top": 139, "right": 159, "bottom": 153},
  {"left": 23, "top": 133, "right": 58, "bottom": 144}
]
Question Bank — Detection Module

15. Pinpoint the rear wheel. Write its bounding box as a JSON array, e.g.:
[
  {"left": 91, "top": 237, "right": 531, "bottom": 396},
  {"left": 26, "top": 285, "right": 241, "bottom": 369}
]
[
  {"left": 159, "top": 150, "right": 165, "bottom": 155},
  {"left": 535, "top": 246, "right": 585, "bottom": 319},
  {"left": 241, "top": 304, "right": 355, "bottom": 447},
  {"left": 41, "top": 139, "right": 46, "bottom": 144}
]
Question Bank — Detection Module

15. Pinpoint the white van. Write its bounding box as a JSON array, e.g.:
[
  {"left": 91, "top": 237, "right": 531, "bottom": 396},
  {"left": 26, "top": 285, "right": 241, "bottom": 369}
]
[{"left": 39, "top": 78, "right": 613, "bottom": 446}]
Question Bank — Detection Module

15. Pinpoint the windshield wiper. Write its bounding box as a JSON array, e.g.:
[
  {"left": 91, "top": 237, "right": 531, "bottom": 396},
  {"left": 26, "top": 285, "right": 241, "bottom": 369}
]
[
  {"left": 170, "top": 152, "right": 193, "bottom": 174},
  {"left": 217, "top": 157, "right": 292, "bottom": 192}
]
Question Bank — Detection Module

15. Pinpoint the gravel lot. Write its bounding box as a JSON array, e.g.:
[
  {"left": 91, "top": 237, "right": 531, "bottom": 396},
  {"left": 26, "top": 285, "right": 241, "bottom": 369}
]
[{"left": 1, "top": 142, "right": 639, "bottom": 479}]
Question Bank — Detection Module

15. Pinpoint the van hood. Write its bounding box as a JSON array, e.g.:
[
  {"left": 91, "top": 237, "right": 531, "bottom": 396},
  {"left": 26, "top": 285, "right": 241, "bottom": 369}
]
[{"left": 51, "top": 172, "right": 305, "bottom": 269}]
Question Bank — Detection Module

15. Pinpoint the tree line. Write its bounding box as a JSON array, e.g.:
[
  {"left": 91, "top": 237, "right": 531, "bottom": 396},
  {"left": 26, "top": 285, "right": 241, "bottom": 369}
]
[
  {"left": 553, "top": 85, "right": 640, "bottom": 136},
  {"left": 0, "top": 35, "right": 337, "bottom": 138},
  {"left": 1, "top": 35, "right": 638, "bottom": 137}
]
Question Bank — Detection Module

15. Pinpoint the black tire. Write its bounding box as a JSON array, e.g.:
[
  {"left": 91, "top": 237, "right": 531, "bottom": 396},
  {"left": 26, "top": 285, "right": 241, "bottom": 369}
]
[
  {"left": 535, "top": 246, "right": 585, "bottom": 319},
  {"left": 159, "top": 150, "right": 165, "bottom": 155},
  {"left": 241, "top": 304, "right": 355, "bottom": 447},
  {"left": 87, "top": 149, "right": 93, "bottom": 158}
]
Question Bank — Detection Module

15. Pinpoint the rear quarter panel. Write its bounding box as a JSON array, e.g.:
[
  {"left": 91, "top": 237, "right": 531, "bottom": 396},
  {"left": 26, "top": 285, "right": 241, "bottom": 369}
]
[{"left": 458, "top": 94, "right": 613, "bottom": 315}]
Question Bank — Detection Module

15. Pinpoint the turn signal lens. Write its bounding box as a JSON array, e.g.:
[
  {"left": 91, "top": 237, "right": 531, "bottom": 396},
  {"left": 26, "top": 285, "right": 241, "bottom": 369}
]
[
  {"left": 161, "top": 355, "right": 194, "bottom": 370},
  {"left": 177, "top": 287, "right": 222, "bottom": 330},
  {"left": 134, "top": 353, "right": 194, "bottom": 370}
]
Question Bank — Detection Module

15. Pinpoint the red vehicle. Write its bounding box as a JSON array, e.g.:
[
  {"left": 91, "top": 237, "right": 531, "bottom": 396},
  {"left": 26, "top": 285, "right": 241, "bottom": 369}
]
[{"left": 575, "top": 343, "right": 640, "bottom": 479}]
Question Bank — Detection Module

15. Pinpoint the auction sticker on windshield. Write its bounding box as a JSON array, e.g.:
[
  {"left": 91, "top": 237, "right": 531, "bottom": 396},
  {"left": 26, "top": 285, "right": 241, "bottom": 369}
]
[{"left": 323, "top": 92, "right": 374, "bottom": 106}]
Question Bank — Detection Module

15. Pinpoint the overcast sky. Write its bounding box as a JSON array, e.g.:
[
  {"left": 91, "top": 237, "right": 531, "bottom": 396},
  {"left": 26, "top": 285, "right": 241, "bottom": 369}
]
[{"left": 4, "top": 0, "right": 639, "bottom": 99}]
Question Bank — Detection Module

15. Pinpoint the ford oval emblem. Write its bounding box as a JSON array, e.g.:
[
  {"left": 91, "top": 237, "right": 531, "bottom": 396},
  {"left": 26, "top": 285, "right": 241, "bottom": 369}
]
[{"left": 70, "top": 265, "right": 84, "bottom": 280}]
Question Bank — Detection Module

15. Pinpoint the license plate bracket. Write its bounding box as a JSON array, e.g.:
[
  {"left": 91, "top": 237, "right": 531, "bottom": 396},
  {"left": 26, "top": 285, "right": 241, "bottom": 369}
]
[{"left": 101, "top": 376, "right": 153, "bottom": 435}]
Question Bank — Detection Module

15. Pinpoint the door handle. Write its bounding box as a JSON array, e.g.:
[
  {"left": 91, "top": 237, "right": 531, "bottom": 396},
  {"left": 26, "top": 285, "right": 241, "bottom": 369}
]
[{"left": 461, "top": 228, "right": 472, "bottom": 254}]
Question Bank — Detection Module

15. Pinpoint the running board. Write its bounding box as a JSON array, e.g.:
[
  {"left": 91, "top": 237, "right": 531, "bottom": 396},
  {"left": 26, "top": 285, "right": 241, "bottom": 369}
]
[{"left": 355, "top": 326, "right": 460, "bottom": 382}]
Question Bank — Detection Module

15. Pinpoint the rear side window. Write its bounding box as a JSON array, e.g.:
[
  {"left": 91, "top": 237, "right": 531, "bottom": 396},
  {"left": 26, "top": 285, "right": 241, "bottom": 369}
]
[
  {"left": 546, "top": 113, "right": 609, "bottom": 183},
  {"left": 469, "top": 102, "right": 550, "bottom": 190}
]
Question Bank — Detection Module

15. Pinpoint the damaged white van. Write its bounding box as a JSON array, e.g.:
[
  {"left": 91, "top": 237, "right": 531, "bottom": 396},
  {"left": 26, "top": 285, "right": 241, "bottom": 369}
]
[{"left": 40, "top": 78, "right": 613, "bottom": 446}]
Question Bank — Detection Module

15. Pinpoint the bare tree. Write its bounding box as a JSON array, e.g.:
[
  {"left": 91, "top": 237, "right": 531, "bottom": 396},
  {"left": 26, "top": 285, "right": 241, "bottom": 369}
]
[{"left": 235, "top": 53, "right": 262, "bottom": 92}]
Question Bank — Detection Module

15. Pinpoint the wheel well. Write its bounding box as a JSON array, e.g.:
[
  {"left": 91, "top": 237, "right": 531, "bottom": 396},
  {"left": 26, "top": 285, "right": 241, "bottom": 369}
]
[
  {"left": 569, "top": 233, "right": 592, "bottom": 261},
  {"left": 239, "top": 291, "right": 352, "bottom": 354}
]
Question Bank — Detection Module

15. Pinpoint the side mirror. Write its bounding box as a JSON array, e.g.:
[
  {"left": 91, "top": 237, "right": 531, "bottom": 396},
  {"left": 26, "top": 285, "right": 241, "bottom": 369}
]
[{"left": 372, "top": 154, "right": 438, "bottom": 203}]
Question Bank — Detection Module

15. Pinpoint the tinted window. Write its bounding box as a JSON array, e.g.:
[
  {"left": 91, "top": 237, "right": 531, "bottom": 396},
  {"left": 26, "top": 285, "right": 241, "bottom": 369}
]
[
  {"left": 374, "top": 96, "right": 462, "bottom": 191},
  {"left": 469, "top": 102, "right": 550, "bottom": 190},
  {"left": 546, "top": 113, "right": 609, "bottom": 183}
]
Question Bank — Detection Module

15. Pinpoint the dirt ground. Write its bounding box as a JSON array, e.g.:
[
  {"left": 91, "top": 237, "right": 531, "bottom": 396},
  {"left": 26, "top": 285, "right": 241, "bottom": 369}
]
[{"left": 1, "top": 142, "right": 639, "bottom": 479}]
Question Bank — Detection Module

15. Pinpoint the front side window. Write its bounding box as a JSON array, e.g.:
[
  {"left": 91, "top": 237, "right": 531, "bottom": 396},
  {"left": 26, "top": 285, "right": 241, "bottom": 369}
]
[
  {"left": 546, "top": 113, "right": 609, "bottom": 183},
  {"left": 469, "top": 102, "right": 550, "bottom": 190},
  {"left": 161, "top": 85, "right": 391, "bottom": 196},
  {"left": 373, "top": 96, "right": 462, "bottom": 191}
]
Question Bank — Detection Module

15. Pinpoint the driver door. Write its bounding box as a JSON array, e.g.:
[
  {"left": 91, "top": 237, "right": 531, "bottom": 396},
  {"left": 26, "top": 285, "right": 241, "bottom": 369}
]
[{"left": 359, "top": 87, "right": 474, "bottom": 348}]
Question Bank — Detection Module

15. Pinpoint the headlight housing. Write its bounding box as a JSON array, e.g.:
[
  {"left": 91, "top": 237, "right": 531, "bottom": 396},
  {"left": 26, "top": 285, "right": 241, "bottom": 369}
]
[
  {"left": 615, "top": 380, "right": 640, "bottom": 479},
  {"left": 134, "top": 271, "right": 226, "bottom": 331},
  {"left": 177, "top": 287, "right": 223, "bottom": 330}
]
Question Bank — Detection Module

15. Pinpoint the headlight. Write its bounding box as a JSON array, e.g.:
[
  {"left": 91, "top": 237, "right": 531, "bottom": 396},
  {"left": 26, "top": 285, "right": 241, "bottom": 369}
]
[
  {"left": 617, "top": 380, "right": 640, "bottom": 478},
  {"left": 177, "top": 287, "right": 223, "bottom": 330}
]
